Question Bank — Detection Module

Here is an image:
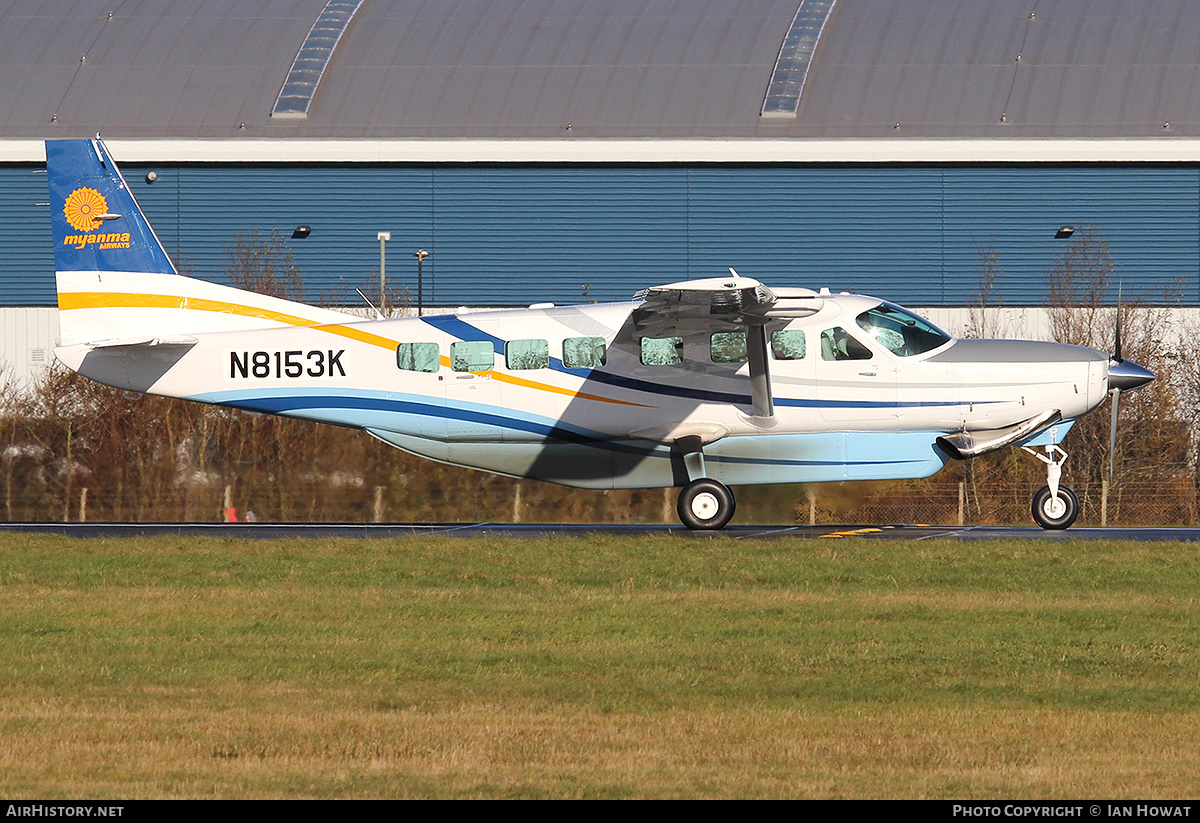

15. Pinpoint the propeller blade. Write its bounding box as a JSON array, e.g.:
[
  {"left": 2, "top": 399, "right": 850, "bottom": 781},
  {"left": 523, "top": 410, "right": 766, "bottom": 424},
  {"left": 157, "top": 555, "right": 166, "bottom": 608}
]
[
  {"left": 1113, "top": 284, "right": 1124, "bottom": 363},
  {"left": 1114, "top": 307, "right": 1123, "bottom": 363},
  {"left": 1108, "top": 387, "right": 1120, "bottom": 481}
]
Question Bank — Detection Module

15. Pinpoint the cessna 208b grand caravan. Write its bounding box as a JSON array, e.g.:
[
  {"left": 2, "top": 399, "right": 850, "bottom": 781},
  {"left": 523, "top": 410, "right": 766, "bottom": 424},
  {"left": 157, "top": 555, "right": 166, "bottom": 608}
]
[{"left": 46, "top": 138, "right": 1153, "bottom": 529}]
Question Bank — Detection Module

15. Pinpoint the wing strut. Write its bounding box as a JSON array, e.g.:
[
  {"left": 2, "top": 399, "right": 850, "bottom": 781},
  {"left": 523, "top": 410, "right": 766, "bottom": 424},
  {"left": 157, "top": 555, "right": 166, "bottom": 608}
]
[{"left": 746, "top": 324, "right": 774, "bottom": 420}]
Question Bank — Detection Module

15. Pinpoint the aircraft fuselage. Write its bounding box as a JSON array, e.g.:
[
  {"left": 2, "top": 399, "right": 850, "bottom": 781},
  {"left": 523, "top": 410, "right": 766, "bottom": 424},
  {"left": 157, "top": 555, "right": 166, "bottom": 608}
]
[{"left": 57, "top": 291, "right": 1109, "bottom": 491}]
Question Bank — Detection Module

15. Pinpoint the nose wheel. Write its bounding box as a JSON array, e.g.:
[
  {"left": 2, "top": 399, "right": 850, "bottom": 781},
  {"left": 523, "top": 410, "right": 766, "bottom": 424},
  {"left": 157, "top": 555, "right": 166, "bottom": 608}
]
[
  {"left": 677, "top": 478, "right": 736, "bottom": 530},
  {"left": 1031, "top": 484, "right": 1079, "bottom": 529}
]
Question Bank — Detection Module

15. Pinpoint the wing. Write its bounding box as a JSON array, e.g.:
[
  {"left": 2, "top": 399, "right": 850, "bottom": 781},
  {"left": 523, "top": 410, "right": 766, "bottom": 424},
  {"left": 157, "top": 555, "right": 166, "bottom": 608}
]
[
  {"left": 629, "top": 272, "right": 825, "bottom": 421},
  {"left": 631, "top": 272, "right": 823, "bottom": 335}
]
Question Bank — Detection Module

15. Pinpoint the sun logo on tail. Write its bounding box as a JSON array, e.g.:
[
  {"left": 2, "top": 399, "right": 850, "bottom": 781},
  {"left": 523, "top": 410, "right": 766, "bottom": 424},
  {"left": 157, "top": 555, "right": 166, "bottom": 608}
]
[{"left": 64, "top": 187, "right": 107, "bottom": 233}]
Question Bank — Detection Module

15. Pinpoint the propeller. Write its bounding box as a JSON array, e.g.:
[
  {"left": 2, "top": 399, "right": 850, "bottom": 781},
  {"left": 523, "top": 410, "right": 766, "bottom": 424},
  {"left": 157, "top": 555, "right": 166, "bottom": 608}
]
[
  {"left": 1108, "top": 387, "right": 1119, "bottom": 482},
  {"left": 1109, "top": 301, "right": 1122, "bottom": 481},
  {"left": 1114, "top": 296, "right": 1123, "bottom": 362},
  {"left": 1106, "top": 296, "right": 1155, "bottom": 480}
]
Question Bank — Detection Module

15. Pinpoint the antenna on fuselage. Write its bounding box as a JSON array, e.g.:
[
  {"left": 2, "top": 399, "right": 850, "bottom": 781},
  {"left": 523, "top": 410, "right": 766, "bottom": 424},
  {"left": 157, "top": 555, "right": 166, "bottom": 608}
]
[{"left": 355, "top": 288, "right": 385, "bottom": 321}]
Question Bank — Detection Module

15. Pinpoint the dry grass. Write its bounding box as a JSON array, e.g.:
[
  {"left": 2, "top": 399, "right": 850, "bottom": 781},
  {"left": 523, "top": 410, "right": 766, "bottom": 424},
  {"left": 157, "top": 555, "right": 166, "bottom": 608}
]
[
  {"left": 3, "top": 697, "right": 1198, "bottom": 798},
  {"left": 1, "top": 534, "right": 1198, "bottom": 798}
]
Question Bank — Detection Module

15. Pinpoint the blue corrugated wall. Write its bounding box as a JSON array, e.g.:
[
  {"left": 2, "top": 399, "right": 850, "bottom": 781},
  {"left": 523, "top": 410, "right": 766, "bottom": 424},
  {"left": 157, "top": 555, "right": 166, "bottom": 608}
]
[{"left": 6, "top": 162, "right": 1198, "bottom": 306}]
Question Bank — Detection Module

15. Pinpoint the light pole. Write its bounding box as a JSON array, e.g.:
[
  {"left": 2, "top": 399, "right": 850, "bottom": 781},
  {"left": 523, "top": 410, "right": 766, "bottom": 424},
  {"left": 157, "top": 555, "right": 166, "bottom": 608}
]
[
  {"left": 414, "top": 249, "right": 429, "bottom": 316},
  {"left": 377, "top": 232, "right": 391, "bottom": 315}
]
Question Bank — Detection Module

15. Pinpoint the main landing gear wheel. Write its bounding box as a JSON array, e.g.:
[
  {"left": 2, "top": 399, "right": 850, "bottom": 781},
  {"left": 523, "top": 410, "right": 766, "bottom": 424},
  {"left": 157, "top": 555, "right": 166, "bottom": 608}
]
[
  {"left": 1031, "top": 485, "right": 1079, "bottom": 530},
  {"left": 677, "top": 479, "right": 736, "bottom": 531}
]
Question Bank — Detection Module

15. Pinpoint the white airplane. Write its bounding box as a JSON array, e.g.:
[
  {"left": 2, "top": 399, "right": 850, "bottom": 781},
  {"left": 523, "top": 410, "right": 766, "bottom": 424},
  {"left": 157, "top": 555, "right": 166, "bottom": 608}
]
[{"left": 45, "top": 138, "right": 1153, "bottom": 530}]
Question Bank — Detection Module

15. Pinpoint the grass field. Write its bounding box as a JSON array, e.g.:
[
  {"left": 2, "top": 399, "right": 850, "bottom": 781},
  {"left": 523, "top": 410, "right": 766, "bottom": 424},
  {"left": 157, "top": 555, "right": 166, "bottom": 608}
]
[{"left": 1, "top": 532, "right": 1198, "bottom": 799}]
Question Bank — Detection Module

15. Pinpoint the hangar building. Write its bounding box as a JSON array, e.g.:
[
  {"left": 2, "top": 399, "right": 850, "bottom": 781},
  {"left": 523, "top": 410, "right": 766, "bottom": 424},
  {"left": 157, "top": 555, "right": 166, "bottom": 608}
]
[{"left": 3, "top": 0, "right": 1200, "bottom": 381}]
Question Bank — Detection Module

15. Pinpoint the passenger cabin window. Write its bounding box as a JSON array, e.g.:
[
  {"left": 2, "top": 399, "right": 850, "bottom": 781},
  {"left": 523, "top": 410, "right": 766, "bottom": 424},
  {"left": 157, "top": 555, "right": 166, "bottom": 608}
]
[
  {"left": 450, "top": 340, "right": 494, "bottom": 372},
  {"left": 770, "top": 329, "right": 806, "bottom": 360},
  {"left": 640, "top": 336, "right": 683, "bottom": 366},
  {"left": 820, "top": 327, "right": 872, "bottom": 361},
  {"left": 710, "top": 332, "right": 747, "bottom": 363},
  {"left": 855, "top": 303, "right": 950, "bottom": 356},
  {"left": 505, "top": 338, "right": 549, "bottom": 370},
  {"left": 396, "top": 342, "right": 440, "bottom": 373},
  {"left": 562, "top": 336, "right": 607, "bottom": 369}
]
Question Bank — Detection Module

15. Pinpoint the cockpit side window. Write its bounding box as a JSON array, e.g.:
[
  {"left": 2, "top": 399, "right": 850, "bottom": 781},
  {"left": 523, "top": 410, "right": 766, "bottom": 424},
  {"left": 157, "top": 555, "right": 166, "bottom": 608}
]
[
  {"left": 820, "top": 327, "right": 872, "bottom": 361},
  {"left": 855, "top": 303, "right": 950, "bottom": 357}
]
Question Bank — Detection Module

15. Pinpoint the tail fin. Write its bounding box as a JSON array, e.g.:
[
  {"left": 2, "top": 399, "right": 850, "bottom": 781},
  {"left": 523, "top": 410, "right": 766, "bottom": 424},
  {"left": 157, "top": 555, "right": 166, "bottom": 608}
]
[
  {"left": 47, "top": 138, "right": 348, "bottom": 348},
  {"left": 48, "top": 138, "right": 177, "bottom": 279}
]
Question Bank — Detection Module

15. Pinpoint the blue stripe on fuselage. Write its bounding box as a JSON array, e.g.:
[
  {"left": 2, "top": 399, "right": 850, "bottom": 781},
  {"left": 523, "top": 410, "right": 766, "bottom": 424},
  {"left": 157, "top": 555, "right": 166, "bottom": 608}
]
[
  {"left": 190, "top": 388, "right": 934, "bottom": 469},
  {"left": 420, "top": 314, "right": 992, "bottom": 409}
]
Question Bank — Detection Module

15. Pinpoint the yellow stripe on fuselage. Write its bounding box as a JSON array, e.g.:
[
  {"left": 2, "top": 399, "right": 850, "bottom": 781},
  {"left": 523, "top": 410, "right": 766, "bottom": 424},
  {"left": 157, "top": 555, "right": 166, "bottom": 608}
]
[
  {"left": 483, "top": 368, "right": 648, "bottom": 407},
  {"left": 60, "top": 290, "right": 343, "bottom": 334},
  {"left": 59, "top": 290, "right": 649, "bottom": 408}
]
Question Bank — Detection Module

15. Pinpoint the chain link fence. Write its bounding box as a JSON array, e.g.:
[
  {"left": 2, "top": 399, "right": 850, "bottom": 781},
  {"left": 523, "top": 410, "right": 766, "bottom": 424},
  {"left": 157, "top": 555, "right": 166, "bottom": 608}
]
[
  {"left": 10, "top": 475, "right": 1200, "bottom": 527},
  {"left": 805, "top": 478, "right": 1198, "bottom": 527}
]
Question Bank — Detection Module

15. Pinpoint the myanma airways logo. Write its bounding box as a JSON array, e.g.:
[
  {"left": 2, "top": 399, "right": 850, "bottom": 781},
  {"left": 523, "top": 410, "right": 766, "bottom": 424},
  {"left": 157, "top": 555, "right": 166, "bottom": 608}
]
[
  {"left": 62, "top": 187, "right": 130, "bottom": 250},
  {"left": 64, "top": 187, "right": 107, "bottom": 232}
]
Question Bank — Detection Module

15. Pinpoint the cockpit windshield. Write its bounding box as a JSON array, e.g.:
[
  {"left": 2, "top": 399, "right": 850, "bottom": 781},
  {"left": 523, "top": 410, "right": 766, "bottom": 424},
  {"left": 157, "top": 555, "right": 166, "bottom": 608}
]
[{"left": 855, "top": 303, "right": 951, "bottom": 357}]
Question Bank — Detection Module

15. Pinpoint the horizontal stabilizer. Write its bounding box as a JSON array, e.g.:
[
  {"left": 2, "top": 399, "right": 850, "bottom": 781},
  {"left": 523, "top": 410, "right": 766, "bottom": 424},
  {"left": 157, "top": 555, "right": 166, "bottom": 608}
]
[
  {"left": 55, "top": 338, "right": 198, "bottom": 394},
  {"left": 85, "top": 334, "right": 199, "bottom": 348}
]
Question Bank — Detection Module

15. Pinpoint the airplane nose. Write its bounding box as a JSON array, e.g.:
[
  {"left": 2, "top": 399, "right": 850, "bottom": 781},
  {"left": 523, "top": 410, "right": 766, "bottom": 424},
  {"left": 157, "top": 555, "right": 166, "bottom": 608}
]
[{"left": 1108, "top": 358, "right": 1154, "bottom": 392}]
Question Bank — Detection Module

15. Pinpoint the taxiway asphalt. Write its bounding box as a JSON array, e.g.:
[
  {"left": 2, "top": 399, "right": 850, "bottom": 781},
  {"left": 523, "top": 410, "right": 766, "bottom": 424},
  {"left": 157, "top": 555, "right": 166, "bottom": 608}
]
[{"left": 2, "top": 522, "right": 1199, "bottom": 540}]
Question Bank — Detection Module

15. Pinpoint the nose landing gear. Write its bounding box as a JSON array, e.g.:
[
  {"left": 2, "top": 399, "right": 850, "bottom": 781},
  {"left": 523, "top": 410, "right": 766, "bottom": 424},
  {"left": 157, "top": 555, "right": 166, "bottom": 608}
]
[{"left": 1023, "top": 443, "right": 1079, "bottom": 529}]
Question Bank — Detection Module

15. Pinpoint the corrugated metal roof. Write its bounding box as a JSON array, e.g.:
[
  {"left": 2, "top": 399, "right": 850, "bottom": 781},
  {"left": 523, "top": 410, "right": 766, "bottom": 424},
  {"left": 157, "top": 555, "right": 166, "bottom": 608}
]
[
  {"left": 3, "top": 0, "right": 320, "bottom": 137},
  {"left": 794, "top": 0, "right": 1200, "bottom": 138},
  {"left": 3, "top": 0, "right": 1200, "bottom": 142}
]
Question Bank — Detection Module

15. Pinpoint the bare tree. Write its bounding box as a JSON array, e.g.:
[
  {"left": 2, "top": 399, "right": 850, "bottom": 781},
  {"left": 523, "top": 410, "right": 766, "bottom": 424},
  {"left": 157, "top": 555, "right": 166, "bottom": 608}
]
[
  {"left": 225, "top": 229, "right": 304, "bottom": 301},
  {"left": 1047, "top": 225, "right": 1114, "bottom": 351},
  {"left": 1043, "top": 226, "right": 1188, "bottom": 520},
  {"left": 966, "top": 242, "right": 1004, "bottom": 339}
]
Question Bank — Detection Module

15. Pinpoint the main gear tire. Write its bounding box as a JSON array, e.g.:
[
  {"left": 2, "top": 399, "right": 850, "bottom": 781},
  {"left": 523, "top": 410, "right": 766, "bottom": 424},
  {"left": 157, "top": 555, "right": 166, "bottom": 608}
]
[{"left": 677, "top": 479, "right": 736, "bottom": 530}]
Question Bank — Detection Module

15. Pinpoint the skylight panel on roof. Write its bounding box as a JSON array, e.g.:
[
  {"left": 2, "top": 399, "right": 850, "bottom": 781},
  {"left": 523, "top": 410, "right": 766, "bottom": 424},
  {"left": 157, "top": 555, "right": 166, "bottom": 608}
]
[
  {"left": 271, "top": 1, "right": 365, "bottom": 119},
  {"left": 761, "top": 0, "right": 837, "bottom": 119}
]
